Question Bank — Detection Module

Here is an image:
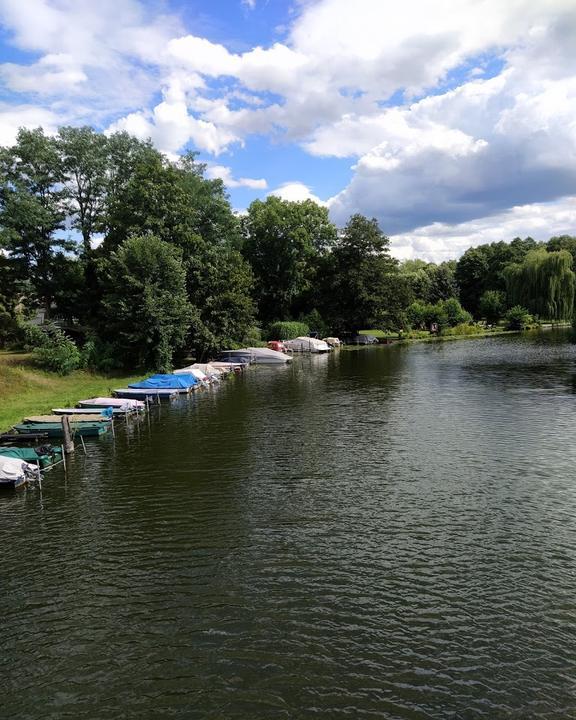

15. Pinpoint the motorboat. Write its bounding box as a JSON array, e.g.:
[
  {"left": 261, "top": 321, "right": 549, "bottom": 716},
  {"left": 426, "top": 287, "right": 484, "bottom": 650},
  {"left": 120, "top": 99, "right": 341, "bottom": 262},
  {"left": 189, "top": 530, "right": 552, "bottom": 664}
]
[
  {"left": 217, "top": 348, "right": 292, "bottom": 364},
  {"left": 53, "top": 407, "right": 132, "bottom": 417},
  {"left": 113, "top": 388, "right": 179, "bottom": 401},
  {"left": 0, "top": 445, "right": 62, "bottom": 469},
  {"left": 77, "top": 397, "right": 145, "bottom": 411},
  {"left": 283, "top": 337, "right": 331, "bottom": 353},
  {"left": 128, "top": 373, "right": 198, "bottom": 394},
  {"left": 0, "top": 456, "right": 40, "bottom": 490},
  {"left": 172, "top": 367, "right": 211, "bottom": 385},
  {"left": 323, "top": 337, "right": 342, "bottom": 347},
  {"left": 267, "top": 340, "right": 287, "bottom": 353},
  {"left": 217, "top": 350, "right": 253, "bottom": 365}
]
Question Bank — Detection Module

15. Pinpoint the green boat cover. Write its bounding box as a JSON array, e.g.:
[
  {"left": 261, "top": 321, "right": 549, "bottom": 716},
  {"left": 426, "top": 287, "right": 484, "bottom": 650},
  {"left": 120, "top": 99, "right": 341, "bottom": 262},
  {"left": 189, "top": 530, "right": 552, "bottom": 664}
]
[{"left": 0, "top": 446, "right": 63, "bottom": 468}]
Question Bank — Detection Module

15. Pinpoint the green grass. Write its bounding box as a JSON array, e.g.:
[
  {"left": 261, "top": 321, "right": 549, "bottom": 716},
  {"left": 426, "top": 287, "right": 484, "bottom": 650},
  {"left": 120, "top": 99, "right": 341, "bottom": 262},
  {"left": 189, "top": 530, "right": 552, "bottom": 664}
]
[{"left": 0, "top": 352, "right": 145, "bottom": 433}]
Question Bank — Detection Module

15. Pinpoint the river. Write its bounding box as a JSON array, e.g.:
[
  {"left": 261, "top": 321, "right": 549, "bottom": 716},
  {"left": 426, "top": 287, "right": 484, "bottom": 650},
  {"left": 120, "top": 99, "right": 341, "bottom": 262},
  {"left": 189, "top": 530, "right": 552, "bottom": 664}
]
[{"left": 2, "top": 331, "right": 576, "bottom": 719}]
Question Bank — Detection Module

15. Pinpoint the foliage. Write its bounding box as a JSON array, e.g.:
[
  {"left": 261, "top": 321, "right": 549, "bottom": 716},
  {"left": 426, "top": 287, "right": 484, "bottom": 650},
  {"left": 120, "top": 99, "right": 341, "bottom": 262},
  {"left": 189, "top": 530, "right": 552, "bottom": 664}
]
[
  {"left": 505, "top": 249, "right": 575, "bottom": 320},
  {"left": 0, "top": 128, "right": 73, "bottom": 311},
  {"left": 479, "top": 290, "right": 506, "bottom": 323},
  {"left": 299, "top": 309, "right": 328, "bottom": 337},
  {"left": 242, "top": 196, "right": 337, "bottom": 322},
  {"left": 505, "top": 305, "right": 534, "bottom": 330},
  {"left": 98, "top": 235, "right": 192, "bottom": 371},
  {"left": 79, "top": 337, "right": 119, "bottom": 372},
  {"left": 266, "top": 320, "right": 310, "bottom": 340},
  {"left": 407, "top": 298, "right": 470, "bottom": 331},
  {"left": 33, "top": 327, "right": 81, "bottom": 375},
  {"left": 455, "top": 238, "right": 539, "bottom": 315},
  {"left": 319, "top": 214, "right": 410, "bottom": 332}
]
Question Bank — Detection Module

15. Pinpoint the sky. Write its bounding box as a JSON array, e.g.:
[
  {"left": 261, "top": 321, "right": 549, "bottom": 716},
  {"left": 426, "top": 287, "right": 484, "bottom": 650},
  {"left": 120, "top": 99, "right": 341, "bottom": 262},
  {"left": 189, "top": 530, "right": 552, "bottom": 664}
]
[{"left": 0, "top": 0, "right": 575, "bottom": 262}]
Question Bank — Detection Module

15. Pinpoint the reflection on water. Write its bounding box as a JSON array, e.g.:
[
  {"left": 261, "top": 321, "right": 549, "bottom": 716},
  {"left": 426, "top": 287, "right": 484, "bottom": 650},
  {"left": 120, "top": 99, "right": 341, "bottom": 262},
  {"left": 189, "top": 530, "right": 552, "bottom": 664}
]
[{"left": 2, "top": 331, "right": 576, "bottom": 719}]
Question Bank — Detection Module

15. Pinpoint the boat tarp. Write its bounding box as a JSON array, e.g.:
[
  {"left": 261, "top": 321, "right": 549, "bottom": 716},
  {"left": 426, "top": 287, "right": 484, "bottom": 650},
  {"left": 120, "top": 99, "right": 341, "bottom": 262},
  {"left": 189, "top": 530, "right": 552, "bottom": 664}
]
[{"left": 129, "top": 373, "right": 198, "bottom": 390}]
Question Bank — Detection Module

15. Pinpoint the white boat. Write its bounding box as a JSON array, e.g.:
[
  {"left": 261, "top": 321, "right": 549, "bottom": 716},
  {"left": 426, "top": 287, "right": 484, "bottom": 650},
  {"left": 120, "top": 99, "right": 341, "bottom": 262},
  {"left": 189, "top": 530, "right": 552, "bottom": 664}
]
[
  {"left": 53, "top": 407, "right": 132, "bottom": 417},
  {"left": 283, "top": 337, "right": 331, "bottom": 353},
  {"left": 323, "top": 337, "right": 342, "bottom": 347},
  {"left": 0, "top": 457, "right": 40, "bottom": 490},
  {"left": 77, "top": 397, "right": 145, "bottom": 410},
  {"left": 172, "top": 367, "right": 211, "bottom": 384},
  {"left": 189, "top": 363, "right": 225, "bottom": 380},
  {"left": 216, "top": 348, "right": 292, "bottom": 365}
]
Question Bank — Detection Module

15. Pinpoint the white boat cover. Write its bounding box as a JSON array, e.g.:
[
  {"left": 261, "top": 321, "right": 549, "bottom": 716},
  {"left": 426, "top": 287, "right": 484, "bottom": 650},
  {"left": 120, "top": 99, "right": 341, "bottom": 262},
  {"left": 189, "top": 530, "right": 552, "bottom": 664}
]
[
  {"left": 246, "top": 347, "right": 293, "bottom": 363},
  {"left": 284, "top": 337, "right": 331, "bottom": 353},
  {"left": 77, "top": 397, "right": 145, "bottom": 409},
  {"left": 172, "top": 366, "right": 210, "bottom": 382},
  {"left": 0, "top": 457, "right": 36, "bottom": 482}
]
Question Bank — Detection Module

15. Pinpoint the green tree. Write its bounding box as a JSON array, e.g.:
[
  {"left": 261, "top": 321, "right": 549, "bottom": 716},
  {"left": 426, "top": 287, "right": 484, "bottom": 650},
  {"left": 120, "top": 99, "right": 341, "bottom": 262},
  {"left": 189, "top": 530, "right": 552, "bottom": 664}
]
[
  {"left": 0, "top": 128, "right": 73, "bottom": 313},
  {"left": 58, "top": 126, "right": 109, "bottom": 254},
  {"left": 505, "top": 249, "right": 575, "bottom": 321},
  {"left": 321, "top": 214, "right": 411, "bottom": 332},
  {"left": 242, "top": 196, "right": 337, "bottom": 322},
  {"left": 479, "top": 290, "right": 506, "bottom": 324},
  {"left": 98, "top": 235, "right": 192, "bottom": 371}
]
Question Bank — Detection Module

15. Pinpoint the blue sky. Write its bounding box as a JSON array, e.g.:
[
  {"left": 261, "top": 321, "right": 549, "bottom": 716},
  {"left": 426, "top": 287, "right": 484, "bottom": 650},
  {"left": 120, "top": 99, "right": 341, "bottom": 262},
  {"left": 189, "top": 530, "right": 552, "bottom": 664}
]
[{"left": 0, "top": 0, "right": 574, "bottom": 261}]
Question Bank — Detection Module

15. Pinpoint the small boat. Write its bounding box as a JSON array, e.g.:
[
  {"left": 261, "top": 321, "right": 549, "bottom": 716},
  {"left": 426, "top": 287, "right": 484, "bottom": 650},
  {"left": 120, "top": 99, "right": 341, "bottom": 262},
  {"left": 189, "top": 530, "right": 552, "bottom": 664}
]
[
  {"left": 53, "top": 407, "right": 130, "bottom": 417},
  {"left": 267, "top": 340, "right": 287, "bottom": 353},
  {"left": 284, "top": 337, "right": 331, "bottom": 353},
  {"left": 112, "top": 388, "right": 179, "bottom": 401},
  {"left": 128, "top": 373, "right": 198, "bottom": 394},
  {"left": 172, "top": 367, "right": 211, "bottom": 385},
  {"left": 217, "top": 348, "right": 292, "bottom": 365},
  {"left": 208, "top": 361, "right": 245, "bottom": 373},
  {"left": 178, "top": 363, "right": 224, "bottom": 381},
  {"left": 13, "top": 422, "right": 110, "bottom": 438},
  {"left": 323, "top": 337, "right": 342, "bottom": 347},
  {"left": 77, "top": 397, "right": 145, "bottom": 410},
  {"left": 0, "top": 445, "right": 62, "bottom": 469},
  {"left": 0, "top": 456, "right": 42, "bottom": 489},
  {"left": 216, "top": 350, "right": 254, "bottom": 365},
  {"left": 23, "top": 414, "right": 111, "bottom": 424}
]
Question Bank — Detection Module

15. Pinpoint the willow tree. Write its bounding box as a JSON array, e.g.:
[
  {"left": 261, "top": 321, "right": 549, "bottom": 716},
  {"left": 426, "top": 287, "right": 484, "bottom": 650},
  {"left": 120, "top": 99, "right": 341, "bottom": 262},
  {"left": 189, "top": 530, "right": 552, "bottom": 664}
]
[{"left": 505, "top": 249, "right": 575, "bottom": 320}]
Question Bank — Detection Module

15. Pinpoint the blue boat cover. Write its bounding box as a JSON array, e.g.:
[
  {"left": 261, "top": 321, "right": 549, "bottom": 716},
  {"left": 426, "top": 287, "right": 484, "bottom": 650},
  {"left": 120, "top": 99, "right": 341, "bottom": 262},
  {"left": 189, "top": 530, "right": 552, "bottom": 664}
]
[{"left": 129, "top": 373, "right": 198, "bottom": 390}]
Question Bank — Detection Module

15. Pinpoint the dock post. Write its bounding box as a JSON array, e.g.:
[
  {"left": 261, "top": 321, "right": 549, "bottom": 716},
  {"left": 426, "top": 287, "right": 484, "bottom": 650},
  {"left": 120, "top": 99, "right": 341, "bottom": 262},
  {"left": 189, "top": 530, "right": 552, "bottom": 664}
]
[{"left": 61, "top": 416, "right": 74, "bottom": 454}]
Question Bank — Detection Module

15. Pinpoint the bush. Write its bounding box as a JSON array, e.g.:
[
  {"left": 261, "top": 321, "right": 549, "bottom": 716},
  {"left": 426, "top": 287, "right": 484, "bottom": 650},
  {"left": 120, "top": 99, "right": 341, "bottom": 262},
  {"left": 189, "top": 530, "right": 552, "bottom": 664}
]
[
  {"left": 266, "top": 320, "right": 310, "bottom": 340},
  {"left": 479, "top": 290, "right": 506, "bottom": 324},
  {"left": 442, "top": 323, "right": 485, "bottom": 336},
  {"left": 33, "top": 328, "right": 81, "bottom": 375},
  {"left": 80, "top": 337, "right": 120, "bottom": 373},
  {"left": 17, "top": 321, "right": 52, "bottom": 351},
  {"left": 505, "top": 305, "right": 533, "bottom": 330},
  {"left": 241, "top": 326, "right": 265, "bottom": 347},
  {"left": 298, "top": 309, "right": 328, "bottom": 338}
]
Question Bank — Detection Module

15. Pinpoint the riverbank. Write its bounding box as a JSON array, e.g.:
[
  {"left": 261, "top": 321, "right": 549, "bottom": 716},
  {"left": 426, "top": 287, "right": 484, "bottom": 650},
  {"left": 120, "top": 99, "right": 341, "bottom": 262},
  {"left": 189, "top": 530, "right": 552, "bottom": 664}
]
[{"left": 0, "top": 352, "right": 143, "bottom": 433}]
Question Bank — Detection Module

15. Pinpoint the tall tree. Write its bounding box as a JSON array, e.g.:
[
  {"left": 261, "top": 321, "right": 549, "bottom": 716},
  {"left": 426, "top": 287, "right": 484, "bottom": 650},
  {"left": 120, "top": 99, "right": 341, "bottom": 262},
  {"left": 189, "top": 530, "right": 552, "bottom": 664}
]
[
  {"left": 242, "top": 196, "right": 337, "bottom": 322},
  {"left": 320, "top": 214, "right": 411, "bottom": 332},
  {"left": 98, "top": 235, "right": 191, "bottom": 371},
  {"left": 0, "top": 128, "right": 72, "bottom": 313},
  {"left": 58, "top": 126, "right": 109, "bottom": 254},
  {"left": 505, "top": 249, "right": 575, "bottom": 321}
]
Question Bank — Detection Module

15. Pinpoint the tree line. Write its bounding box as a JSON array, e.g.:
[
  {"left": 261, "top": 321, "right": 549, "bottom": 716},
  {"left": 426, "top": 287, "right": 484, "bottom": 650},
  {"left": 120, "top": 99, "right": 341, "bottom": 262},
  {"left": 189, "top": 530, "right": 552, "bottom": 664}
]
[{"left": 0, "top": 126, "right": 575, "bottom": 372}]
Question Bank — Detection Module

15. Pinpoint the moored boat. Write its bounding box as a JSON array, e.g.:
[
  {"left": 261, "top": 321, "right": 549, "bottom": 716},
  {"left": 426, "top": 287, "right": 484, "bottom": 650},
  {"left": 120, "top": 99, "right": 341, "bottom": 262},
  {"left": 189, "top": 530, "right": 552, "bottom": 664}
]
[
  {"left": 13, "top": 422, "right": 110, "bottom": 438},
  {"left": 0, "top": 456, "right": 42, "bottom": 489},
  {"left": 128, "top": 373, "right": 199, "bottom": 394},
  {"left": 77, "top": 397, "right": 145, "bottom": 411},
  {"left": 284, "top": 337, "right": 331, "bottom": 353},
  {"left": 112, "top": 388, "right": 179, "bottom": 401},
  {"left": 0, "top": 445, "right": 62, "bottom": 469}
]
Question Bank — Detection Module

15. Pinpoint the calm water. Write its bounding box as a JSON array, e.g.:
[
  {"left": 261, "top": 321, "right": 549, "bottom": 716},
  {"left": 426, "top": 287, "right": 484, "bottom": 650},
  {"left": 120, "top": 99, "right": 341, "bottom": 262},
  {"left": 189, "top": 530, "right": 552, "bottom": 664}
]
[{"left": 3, "top": 332, "right": 576, "bottom": 719}]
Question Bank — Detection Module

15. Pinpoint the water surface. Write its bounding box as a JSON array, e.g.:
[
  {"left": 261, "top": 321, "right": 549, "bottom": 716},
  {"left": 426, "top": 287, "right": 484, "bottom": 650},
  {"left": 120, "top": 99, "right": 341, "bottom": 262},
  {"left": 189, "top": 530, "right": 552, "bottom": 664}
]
[{"left": 2, "top": 332, "right": 576, "bottom": 719}]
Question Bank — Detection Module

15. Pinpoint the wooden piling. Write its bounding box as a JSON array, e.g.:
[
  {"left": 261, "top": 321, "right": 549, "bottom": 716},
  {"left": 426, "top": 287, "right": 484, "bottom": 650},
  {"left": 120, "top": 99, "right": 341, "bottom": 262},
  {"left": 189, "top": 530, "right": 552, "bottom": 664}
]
[{"left": 61, "top": 416, "right": 74, "bottom": 454}]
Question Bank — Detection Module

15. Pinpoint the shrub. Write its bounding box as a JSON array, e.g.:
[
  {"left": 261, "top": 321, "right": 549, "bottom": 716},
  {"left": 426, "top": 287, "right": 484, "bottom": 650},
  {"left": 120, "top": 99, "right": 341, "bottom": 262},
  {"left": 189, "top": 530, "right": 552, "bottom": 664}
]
[
  {"left": 17, "top": 321, "right": 52, "bottom": 351},
  {"left": 266, "top": 320, "right": 310, "bottom": 340},
  {"left": 242, "top": 326, "right": 265, "bottom": 347},
  {"left": 298, "top": 309, "right": 328, "bottom": 338},
  {"left": 479, "top": 290, "right": 506, "bottom": 324},
  {"left": 80, "top": 338, "right": 120, "bottom": 373},
  {"left": 33, "top": 328, "right": 81, "bottom": 375},
  {"left": 505, "top": 305, "right": 533, "bottom": 330}
]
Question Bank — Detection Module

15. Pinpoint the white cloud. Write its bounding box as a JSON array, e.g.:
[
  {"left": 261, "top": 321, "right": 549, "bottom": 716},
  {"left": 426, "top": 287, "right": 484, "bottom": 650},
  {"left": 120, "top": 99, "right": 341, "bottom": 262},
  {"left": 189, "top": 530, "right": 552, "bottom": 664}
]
[
  {"left": 205, "top": 164, "right": 267, "bottom": 189},
  {"left": 269, "top": 182, "right": 326, "bottom": 205},
  {"left": 390, "top": 197, "right": 576, "bottom": 263},
  {"left": 0, "top": 104, "right": 61, "bottom": 145}
]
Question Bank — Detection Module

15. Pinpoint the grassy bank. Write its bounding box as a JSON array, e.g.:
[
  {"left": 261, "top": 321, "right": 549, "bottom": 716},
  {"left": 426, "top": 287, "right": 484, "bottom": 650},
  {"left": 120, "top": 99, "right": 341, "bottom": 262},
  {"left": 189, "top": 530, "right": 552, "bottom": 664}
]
[{"left": 0, "top": 352, "right": 144, "bottom": 433}]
